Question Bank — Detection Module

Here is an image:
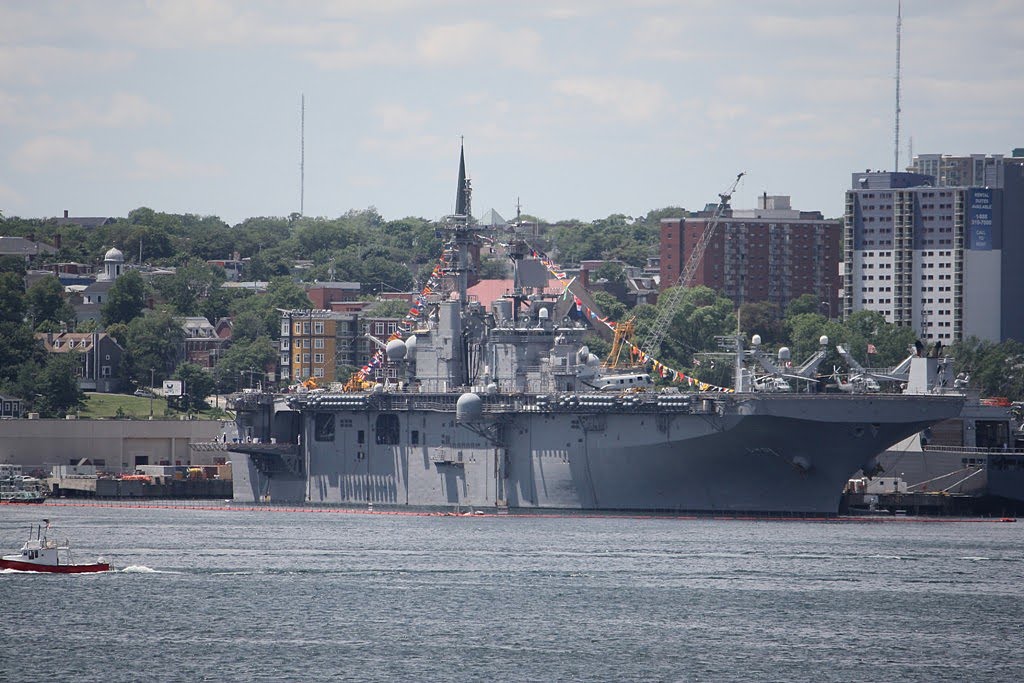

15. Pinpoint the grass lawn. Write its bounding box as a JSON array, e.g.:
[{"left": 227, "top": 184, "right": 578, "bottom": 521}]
[{"left": 79, "top": 393, "right": 231, "bottom": 420}]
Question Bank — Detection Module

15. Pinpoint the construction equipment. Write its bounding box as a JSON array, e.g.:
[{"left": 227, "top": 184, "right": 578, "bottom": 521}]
[
  {"left": 605, "top": 316, "right": 637, "bottom": 368},
  {"left": 639, "top": 172, "right": 745, "bottom": 359}
]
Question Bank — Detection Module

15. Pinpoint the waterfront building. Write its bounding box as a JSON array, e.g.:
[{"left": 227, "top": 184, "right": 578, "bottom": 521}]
[
  {"left": 841, "top": 154, "right": 1024, "bottom": 343},
  {"left": 660, "top": 195, "right": 842, "bottom": 314}
]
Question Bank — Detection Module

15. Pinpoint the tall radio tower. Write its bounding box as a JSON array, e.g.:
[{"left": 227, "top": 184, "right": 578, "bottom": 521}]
[
  {"left": 300, "top": 93, "right": 305, "bottom": 216},
  {"left": 894, "top": 1, "right": 902, "bottom": 172}
]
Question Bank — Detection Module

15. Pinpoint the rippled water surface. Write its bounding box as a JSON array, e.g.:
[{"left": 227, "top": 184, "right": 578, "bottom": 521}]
[{"left": 2, "top": 503, "right": 1023, "bottom": 682}]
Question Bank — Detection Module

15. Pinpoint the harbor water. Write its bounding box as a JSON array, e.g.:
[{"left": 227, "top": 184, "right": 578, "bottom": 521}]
[{"left": 2, "top": 503, "right": 1022, "bottom": 682}]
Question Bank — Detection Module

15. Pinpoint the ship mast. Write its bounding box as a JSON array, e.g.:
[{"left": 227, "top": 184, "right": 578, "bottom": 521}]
[{"left": 447, "top": 139, "right": 476, "bottom": 304}]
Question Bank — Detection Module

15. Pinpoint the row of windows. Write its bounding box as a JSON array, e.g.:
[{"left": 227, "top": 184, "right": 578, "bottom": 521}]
[
  {"left": 292, "top": 321, "right": 327, "bottom": 335},
  {"left": 281, "top": 338, "right": 327, "bottom": 349},
  {"left": 292, "top": 353, "right": 326, "bottom": 364}
]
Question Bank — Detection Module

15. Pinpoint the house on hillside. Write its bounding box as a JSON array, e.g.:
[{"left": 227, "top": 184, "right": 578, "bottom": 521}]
[
  {"left": 181, "top": 316, "right": 229, "bottom": 369},
  {"left": 0, "top": 236, "right": 58, "bottom": 262},
  {"left": 36, "top": 332, "right": 125, "bottom": 393},
  {"left": 52, "top": 210, "right": 115, "bottom": 229},
  {"left": 0, "top": 394, "right": 24, "bottom": 418}
]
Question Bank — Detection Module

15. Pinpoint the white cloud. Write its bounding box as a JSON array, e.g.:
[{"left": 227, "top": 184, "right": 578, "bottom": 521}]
[
  {"left": 372, "top": 104, "right": 431, "bottom": 132},
  {"left": 358, "top": 133, "right": 446, "bottom": 158},
  {"left": 129, "top": 148, "right": 224, "bottom": 180},
  {"left": 0, "top": 92, "right": 169, "bottom": 131},
  {"left": 0, "top": 181, "right": 24, "bottom": 208},
  {"left": 552, "top": 77, "right": 668, "bottom": 122},
  {"left": 416, "top": 21, "right": 542, "bottom": 70},
  {"left": 307, "top": 20, "right": 542, "bottom": 71},
  {"left": 65, "top": 93, "right": 171, "bottom": 129},
  {"left": 0, "top": 46, "right": 134, "bottom": 85},
  {"left": 10, "top": 136, "right": 98, "bottom": 172}
]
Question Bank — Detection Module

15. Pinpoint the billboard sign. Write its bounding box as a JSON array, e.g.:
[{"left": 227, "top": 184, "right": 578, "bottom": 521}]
[
  {"left": 162, "top": 380, "right": 183, "bottom": 396},
  {"left": 967, "top": 188, "right": 993, "bottom": 251}
]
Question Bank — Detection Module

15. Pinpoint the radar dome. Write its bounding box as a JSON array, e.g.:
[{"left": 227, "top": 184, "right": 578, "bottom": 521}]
[
  {"left": 406, "top": 335, "right": 417, "bottom": 354},
  {"left": 587, "top": 354, "right": 601, "bottom": 367},
  {"left": 751, "top": 334, "right": 762, "bottom": 347},
  {"left": 386, "top": 339, "right": 407, "bottom": 361},
  {"left": 778, "top": 347, "right": 791, "bottom": 361},
  {"left": 456, "top": 392, "right": 483, "bottom": 422},
  {"left": 538, "top": 307, "right": 550, "bottom": 319},
  {"left": 819, "top": 335, "right": 829, "bottom": 346}
]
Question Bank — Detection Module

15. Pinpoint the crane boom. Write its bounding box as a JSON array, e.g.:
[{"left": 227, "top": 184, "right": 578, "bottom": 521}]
[{"left": 639, "top": 172, "right": 745, "bottom": 357}]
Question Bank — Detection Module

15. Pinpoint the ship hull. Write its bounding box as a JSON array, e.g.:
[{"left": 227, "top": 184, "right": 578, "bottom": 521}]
[
  {"left": 230, "top": 393, "right": 963, "bottom": 516},
  {"left": 0, "top": 559, "right": 109, "bottom": 573}
]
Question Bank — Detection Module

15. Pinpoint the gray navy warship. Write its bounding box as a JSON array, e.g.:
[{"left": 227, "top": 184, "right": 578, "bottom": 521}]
[{"left": 228, "top": 153, "right": 964, "bottom": 516}]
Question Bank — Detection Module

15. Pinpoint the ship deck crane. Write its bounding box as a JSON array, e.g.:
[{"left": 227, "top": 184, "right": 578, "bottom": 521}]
[{"left": 638, "top": 172, "right": 745, "bottom": 358}]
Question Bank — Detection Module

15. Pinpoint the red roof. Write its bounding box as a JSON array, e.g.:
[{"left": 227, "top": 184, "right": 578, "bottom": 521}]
[{"left": 466, "top": 278, "right": 565, "bottom": 309}]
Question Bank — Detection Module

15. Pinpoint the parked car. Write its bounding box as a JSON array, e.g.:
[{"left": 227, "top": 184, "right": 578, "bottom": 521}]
[{"left": 134, "top": 389, "right": 154, "bottom": 398}]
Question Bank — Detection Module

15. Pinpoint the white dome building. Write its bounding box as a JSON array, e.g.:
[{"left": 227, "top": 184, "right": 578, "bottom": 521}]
[{"left": 97, "top": 246, "right": 124, "bottom": 282}]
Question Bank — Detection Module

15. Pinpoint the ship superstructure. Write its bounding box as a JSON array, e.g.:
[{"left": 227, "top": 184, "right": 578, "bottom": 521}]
[{"left": 228, "top": 149, "right": 964, "bottom": 515}]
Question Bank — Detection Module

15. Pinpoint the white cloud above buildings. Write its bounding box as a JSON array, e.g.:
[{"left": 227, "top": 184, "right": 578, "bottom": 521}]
[{"left": 0, "top": 1, "right": 1020, "bottom": 223}]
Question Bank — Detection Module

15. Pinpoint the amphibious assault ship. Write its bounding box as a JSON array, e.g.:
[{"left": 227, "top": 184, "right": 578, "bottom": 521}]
[{"left": 228, "top": 153, "right": 964, "bottom": 515}]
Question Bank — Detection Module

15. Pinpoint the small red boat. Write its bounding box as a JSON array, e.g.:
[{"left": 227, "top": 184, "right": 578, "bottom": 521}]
[{"left": 0, "top": 520, "right": 109, "bottom": 574}]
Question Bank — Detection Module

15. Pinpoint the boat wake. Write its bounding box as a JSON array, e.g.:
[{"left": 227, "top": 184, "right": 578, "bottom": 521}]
[{"left": 120, "top": 565, "right": 165, "bottom": 573}]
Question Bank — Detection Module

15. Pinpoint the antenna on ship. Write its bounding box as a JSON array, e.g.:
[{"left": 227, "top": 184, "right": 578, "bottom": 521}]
[
  {"left": 894, "top": 0, "right": 902, "bottom": 172},
  {"left": 300, "top": 93, "right": 305, "bottom": 216}
]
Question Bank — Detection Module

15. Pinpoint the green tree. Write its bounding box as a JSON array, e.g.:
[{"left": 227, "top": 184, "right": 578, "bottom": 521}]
[
  {"left": 637, "top": 286, "right": 735, "bottom": 370},
  {"left": 0, "top": 271, "right": 26, "bottom": 323},
  {"left": 215, "top": 337, "right": 277, "bottom": 392},
  {"left": 26, "top": 275, "right": 75, "bottom": 329},
  {"left": 0, "top": 321, "right": 45, "bottom": 384},
  {"left": 26, "top": 353, "right": 86, "bottom": 417},
  {"left": 367, "top": 299, "right": 414, "bottom": 318},
  {"left": 101, "top": 270, "right": 146, "bottom": 326},
  {"left": 739, "top": 301, "right": 784, "bottom": 347},
  {"left": 173, "top": 362, "right": 215, "bottom": 411},
  {"left": 124, "top": 310, "right": 184, "bottom": 386},
  {"left": 591, "top": 290, "right": 627, "bottom": 323},
  {"left": 784, "top": 293, "right": 822, "bottom": 319},
  {"left": 155, "top": 259, "right": 225, "bottom": 315}
]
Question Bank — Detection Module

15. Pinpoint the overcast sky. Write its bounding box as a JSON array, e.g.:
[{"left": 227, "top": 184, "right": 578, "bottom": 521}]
[{"left": 1, "top": 1, "right": 1021, "bottom": 226}]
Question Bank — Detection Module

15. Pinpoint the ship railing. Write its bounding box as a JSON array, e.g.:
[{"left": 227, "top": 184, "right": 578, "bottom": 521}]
[{"left": 922, "top": 445, "right": 1024, "bottom": 455}]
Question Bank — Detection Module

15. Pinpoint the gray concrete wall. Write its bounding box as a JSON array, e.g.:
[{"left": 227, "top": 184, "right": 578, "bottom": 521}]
[{"left": 0, "top": 418, "right": 231, "bottom": 473}]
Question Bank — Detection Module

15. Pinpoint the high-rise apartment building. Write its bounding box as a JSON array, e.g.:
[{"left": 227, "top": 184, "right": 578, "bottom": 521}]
[
  {"left": 909, "top": 153, "right": 1011, "bottom": 189},
  {"left": 660, "top": 195, "right": 842, "bottom": 313},
  {"left": 841, "top": 154, "right": 1024, "bottom": 343}
]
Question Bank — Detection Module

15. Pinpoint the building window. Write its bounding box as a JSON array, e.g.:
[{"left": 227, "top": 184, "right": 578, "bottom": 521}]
[
  {"left": 314, "top": 338, "right": 324, "bottom": 349},
  {"left": 314, "top": 353, "right": 324, "bottom": 364},
  {"left": 375, "top": 322, "right": 385, "bottom": 335},
  {"left": 314, "top": 322, "right": 324, "bottom": 334}
]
